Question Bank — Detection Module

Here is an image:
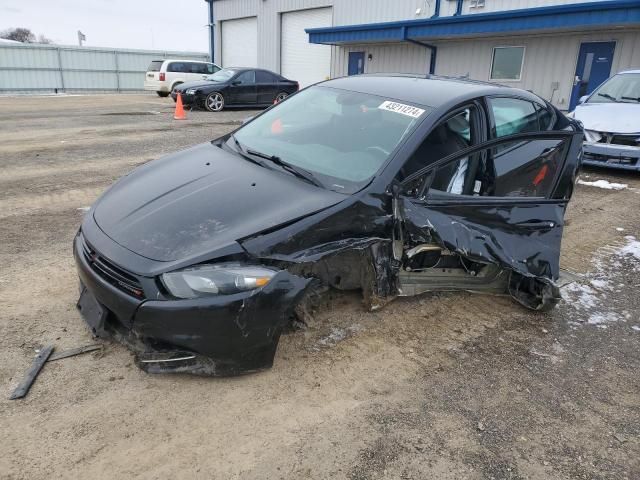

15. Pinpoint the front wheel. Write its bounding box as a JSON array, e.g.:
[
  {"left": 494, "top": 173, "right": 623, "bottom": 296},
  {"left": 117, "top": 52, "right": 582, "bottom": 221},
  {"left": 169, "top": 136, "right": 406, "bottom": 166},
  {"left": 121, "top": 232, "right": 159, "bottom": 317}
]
[
  {"left": 205, "top": 92, "right": 225, "bottom": 112},
  {"left": 274, "top": 92, "right": 289, "bottom": 103},
  {"left": 156, "top": 91, "right": 169, "bottom": 97}
]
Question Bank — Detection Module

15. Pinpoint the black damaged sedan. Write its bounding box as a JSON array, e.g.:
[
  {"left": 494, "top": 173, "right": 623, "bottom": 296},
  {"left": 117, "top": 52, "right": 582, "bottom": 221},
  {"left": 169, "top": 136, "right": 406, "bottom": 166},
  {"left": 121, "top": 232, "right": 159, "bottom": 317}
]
[
  {"left": 75, "top": 75, "right": 583, "bottom": 376},
  {"left": 171, "top": 67, "right": 299, "bottom": 111}
]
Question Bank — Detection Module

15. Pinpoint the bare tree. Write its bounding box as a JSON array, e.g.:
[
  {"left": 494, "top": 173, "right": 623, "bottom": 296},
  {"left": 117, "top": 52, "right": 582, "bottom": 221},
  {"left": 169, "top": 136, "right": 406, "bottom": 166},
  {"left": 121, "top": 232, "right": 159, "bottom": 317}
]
[
  {"left": 0, "top": 27, "right": 36, "bottom": 43},
  {"left": 37, "top": 34, "right": 53, "bottom": 44}
]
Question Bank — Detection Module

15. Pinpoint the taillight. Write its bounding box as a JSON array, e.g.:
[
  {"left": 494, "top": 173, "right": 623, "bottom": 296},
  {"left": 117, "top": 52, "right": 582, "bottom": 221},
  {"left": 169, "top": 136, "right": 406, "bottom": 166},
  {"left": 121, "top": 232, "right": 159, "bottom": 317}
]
[{"left": 159, "top": 72, "right": 165, "bottom": 81}]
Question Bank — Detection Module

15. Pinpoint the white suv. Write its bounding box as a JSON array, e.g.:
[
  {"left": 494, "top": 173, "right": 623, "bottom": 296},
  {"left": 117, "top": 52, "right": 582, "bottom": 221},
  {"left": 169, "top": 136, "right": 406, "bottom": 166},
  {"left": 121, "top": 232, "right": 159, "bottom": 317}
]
[{"left": 144, "top": 59, "right": 221, "bottom": 97}]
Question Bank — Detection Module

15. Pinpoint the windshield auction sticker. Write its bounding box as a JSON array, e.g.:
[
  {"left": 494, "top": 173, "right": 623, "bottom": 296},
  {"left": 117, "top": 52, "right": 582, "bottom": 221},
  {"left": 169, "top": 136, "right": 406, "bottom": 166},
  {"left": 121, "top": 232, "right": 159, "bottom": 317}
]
[{"left": 378, "top": 101, "right": 425, "bottom": 118}]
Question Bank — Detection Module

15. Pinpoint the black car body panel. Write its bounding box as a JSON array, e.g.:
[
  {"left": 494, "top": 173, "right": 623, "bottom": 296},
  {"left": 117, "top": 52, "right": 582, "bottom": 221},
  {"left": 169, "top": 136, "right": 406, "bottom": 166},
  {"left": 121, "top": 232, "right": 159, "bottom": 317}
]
[
  {"left": 93, "top": 143, "right": 345, "bottom": 263},
  {"left": 75, "top": 74, "right": 583, "bottom": 376}
]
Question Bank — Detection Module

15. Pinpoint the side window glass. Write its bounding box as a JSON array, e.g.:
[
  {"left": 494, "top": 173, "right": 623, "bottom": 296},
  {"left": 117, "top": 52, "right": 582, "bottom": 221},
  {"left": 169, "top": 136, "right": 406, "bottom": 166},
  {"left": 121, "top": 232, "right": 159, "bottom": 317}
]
[
  {"left": 256, "top": 71, "right": 271, "bottom": 83},
  {"left": 488, "top": 97, "right": 538, "bottom": 138},
  {"left": 535, "top": 103, "right": 554, "bottom": 131},
  {"left": 235, "top": 71, "right": 255, "bottom": 85},
  {"left": 168, "top": 62, "right": 183, "bottom": 73},
  {"left": 207, "top": 64, "right": 219, "bottom": 74},
  {"left": 426, "top": 138, "right": 567, "bottom": 199},
  {"left": 191, "top": 63, "right": 205, "bottom": 74},
  {"left": 401, "top": 106, "right": 477, "bottom": 182}
]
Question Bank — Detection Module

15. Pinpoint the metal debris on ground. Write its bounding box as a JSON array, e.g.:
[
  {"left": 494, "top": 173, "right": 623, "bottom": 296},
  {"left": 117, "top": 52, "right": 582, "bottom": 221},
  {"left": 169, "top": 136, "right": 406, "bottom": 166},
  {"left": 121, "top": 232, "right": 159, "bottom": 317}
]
[
  {"left": 47, "top": 344, "right": 103, "bottom": 362},
  {"left": 9, "top": 345, "right": 54, "bottom": 400}
]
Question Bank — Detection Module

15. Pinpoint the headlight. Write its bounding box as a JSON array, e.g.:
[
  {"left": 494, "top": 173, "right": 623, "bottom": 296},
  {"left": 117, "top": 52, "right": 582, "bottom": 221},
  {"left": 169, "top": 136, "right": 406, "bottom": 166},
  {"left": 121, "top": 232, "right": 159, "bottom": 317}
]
[
  {"left": 185, "top": 88, "right": 197, "bottom": 95},
  {"left": 161, "top": 264, "right": 277, "bottom": 299},
  {"left": 584, "top": 129, "right": 603, "bottom": 143}
]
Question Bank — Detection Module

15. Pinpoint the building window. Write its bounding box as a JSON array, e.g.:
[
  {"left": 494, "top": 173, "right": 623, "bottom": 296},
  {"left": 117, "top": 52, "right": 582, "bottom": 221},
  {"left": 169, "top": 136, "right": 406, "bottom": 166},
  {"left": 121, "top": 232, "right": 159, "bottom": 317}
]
[
  {"left": 490, "top": 46, "right": 525, "bottom": 81},
  {"left": 470, "top": 0, "right": 486, "bottom": 8}
]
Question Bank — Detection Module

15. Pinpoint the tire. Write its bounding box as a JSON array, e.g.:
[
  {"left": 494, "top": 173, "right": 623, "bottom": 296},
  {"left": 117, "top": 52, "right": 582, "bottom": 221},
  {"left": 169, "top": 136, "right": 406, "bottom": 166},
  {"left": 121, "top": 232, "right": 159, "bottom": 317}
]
[
  {"left": 205, "top": 92, "right": 225, "bottom": 112},
  {"left": 274, "top": 92, "right": 289, "bottom": 103},
  {"left": 156, "top": 91, "right": 169, "bottom": 97}
]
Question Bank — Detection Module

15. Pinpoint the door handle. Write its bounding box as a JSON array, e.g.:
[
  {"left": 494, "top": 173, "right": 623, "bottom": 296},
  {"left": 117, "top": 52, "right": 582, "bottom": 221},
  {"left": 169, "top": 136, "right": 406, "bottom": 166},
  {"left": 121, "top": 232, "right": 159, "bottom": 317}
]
[{"left": 517, "top": 221, "right": 556, "bottom": 230}]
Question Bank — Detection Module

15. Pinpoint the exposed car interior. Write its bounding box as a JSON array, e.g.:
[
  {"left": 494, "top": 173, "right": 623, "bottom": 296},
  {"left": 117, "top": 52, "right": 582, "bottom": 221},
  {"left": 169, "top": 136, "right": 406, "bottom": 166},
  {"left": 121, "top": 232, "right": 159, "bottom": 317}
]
[{"left": 397, "top": 100, "right": 566, "bottom": 297}]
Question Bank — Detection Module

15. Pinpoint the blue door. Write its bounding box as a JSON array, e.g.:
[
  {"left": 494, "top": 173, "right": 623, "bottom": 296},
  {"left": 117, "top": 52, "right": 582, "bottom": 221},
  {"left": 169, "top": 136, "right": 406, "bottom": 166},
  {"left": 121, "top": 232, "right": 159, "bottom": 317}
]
[
  {"left": 569, "top": 42, "right": 615, "bottom": 110},
  {"left": 348, "top": 52, "right": 365, "bottom": 76}
]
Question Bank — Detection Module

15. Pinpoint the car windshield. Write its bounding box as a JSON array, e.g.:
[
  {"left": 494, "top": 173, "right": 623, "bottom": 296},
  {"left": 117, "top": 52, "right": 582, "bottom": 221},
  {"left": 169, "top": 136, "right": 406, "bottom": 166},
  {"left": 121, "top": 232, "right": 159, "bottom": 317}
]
[
  {"left": 587, "top": 73, "right": 640, "bottom": 104},
  {"left": 232, "top": 86, "right": 430, "bottom": 193},
  {"left": 206, "top": 69, "right": 236, "bottom": 82}
]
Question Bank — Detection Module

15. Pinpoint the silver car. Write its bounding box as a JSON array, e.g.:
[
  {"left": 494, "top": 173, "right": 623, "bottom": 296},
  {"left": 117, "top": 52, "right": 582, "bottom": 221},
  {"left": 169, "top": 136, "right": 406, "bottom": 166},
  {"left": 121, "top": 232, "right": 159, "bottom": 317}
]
[{"left": 571, "top": 70, "right": 640, "bottom": 171}]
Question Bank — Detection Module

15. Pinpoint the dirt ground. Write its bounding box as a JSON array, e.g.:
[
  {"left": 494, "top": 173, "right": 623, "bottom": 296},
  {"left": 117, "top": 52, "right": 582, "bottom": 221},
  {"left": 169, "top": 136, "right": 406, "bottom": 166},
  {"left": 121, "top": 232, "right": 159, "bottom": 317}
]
[{"left": 1, "top": 94, "right": 639, "bottom": 480}]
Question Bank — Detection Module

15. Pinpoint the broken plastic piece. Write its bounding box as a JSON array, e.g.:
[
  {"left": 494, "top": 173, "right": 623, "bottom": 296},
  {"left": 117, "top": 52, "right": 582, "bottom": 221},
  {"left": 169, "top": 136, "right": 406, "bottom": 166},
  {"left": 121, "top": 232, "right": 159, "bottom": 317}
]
[{"left": 9, "top": 345, "right": 54, "bottom": 400}]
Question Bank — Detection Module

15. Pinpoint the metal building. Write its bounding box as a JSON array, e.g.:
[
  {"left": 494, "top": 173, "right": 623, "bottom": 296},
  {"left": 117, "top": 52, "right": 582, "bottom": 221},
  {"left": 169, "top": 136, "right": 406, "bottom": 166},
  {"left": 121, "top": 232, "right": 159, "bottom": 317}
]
[
  {"left": 205, "top": 0, "right": 640, "bottom": 110},
  {"left": 0, "top": 44, "right": 209, "bottom": 94}
]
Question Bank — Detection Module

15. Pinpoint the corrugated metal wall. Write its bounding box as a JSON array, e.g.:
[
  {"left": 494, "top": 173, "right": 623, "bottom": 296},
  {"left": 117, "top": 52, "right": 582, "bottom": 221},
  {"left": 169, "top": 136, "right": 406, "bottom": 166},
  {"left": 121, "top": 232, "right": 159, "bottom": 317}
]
[
  {"left": 435, "top": 29, "right": 640, "bottom": 109},
  {"left": 440, "top": 0, "right": 610, "bottom": 17},
  {"left": 333, "top": 43, "right": 431, "bottom": 77},
  {"left": 0, "top": 44, "right": 209, "bottom": 93}
]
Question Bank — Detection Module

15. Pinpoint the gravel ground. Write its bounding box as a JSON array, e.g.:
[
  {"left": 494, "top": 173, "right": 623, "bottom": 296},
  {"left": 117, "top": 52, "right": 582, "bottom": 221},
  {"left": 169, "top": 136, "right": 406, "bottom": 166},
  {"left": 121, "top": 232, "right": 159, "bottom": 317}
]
[{"left": 0, "top": 94, "right": 639, "bottom": 480}]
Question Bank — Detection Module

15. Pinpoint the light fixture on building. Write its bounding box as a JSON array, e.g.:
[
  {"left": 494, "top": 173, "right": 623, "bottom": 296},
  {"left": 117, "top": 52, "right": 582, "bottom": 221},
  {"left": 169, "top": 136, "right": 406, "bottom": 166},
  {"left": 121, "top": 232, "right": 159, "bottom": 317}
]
[{"left": 368, "top": 53, "right": 373, "bottom": 61}]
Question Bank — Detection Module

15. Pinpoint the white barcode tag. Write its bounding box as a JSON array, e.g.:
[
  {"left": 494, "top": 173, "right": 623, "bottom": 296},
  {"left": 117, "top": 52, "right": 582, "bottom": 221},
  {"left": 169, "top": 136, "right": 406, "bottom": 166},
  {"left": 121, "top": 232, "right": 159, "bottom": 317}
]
[{"left": 378, "top": 101, "right": 425, "bottom": 118}]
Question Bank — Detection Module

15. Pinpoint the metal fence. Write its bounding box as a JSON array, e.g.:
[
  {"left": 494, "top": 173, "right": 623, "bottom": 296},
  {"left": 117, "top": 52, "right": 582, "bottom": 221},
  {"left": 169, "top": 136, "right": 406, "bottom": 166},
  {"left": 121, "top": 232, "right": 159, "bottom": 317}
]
[{"left": 0, "top": 43, "right": 210, "bottom": 93}]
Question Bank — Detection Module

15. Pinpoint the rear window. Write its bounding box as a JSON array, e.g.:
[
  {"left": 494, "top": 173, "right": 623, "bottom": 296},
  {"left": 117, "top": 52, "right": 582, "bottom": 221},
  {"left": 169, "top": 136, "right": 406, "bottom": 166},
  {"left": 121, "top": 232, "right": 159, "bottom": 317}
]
[{"left": 147, "top": 61, "right": 163, "bottom": 72}]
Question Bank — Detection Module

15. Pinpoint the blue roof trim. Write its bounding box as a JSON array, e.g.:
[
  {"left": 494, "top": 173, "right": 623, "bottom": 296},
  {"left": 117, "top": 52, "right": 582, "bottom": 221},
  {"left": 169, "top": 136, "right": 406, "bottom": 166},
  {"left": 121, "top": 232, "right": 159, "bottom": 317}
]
[{"left": 306, "top": 0, "right": 640, "bottom": 44}]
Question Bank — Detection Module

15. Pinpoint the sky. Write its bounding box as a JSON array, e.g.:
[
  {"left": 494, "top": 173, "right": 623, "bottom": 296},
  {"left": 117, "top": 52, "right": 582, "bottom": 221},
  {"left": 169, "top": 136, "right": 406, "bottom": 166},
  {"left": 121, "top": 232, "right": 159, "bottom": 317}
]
[{"left": 0, "top": 0, "right": 210, "bottom": 52}]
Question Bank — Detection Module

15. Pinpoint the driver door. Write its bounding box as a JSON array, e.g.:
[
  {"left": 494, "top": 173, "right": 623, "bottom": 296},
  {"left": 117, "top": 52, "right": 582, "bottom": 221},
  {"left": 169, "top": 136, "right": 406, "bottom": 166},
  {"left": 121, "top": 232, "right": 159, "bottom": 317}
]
[
  {"left": 228, "top": 70, "right": 257, "bottom": 105},
  {"left": 395, "top": 97, "right": 583, "bottom": 286}
]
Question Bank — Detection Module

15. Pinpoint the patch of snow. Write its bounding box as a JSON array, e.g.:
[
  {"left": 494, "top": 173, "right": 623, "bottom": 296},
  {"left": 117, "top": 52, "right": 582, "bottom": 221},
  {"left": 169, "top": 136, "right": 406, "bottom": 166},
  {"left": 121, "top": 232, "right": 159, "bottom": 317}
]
[
  {"left": 589, "top": 278, "right": 610, "bottom": 290},
  {"left": 564, "top": 283, "right": 598, "bottom": 310},
  {"left": 631, "top": 326, "right": 640, "bottom": 332},
  {"left": 618, "top": 236, "right": 640, "bottom": 261},
  {"left": 77, "top": 206, "right": 90, "bottom": 212},
  {"left": 616, "top": 227, "right": 625, "bottom": 232},
  {"left": 562, "top": 236, "right": 640, "bottom": 327},
  {"left": 577, "top": 179, "right": 628, "bottom": 190}
]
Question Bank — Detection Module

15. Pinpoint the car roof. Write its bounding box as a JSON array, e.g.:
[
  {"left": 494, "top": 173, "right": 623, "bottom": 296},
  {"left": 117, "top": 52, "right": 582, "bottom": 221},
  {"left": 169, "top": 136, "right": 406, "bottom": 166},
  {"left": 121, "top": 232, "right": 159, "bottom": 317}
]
[
  {"left": 320, "top": 74, "right": 541, "bottom": 108},
  {"left": 162, "top": 59, "right": 212, "bottom": 64}
]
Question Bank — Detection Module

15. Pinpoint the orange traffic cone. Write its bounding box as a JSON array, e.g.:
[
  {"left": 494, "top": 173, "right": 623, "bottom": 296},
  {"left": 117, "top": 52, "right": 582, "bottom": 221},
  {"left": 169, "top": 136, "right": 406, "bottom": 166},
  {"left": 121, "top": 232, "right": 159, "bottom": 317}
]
[{"left": 174, "top": 93, "right": 186, "bottom": 120}]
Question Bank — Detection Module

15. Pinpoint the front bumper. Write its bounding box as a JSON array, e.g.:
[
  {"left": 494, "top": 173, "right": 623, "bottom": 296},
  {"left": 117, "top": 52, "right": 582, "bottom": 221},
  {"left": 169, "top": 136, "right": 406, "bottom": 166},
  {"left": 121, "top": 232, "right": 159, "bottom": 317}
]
[
  {"left": 73, "top": 232, "right": 311, "bottom": 376},
  {"left": 170, "top": 90, "right": 200, "bottom": 106},
  {"left": 582, "top": 142, "right": 640, "bottom": 171}
]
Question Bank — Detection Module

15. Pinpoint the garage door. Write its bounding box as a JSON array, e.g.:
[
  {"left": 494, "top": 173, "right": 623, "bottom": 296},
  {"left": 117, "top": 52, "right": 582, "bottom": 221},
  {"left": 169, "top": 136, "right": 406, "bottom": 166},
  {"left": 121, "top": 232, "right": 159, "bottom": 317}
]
[
  {"left": 281, "top": 8, "right": 332, "bottom": 88},
  {"left": 221, "top": 17, "right": 258, "bottom": 68}
]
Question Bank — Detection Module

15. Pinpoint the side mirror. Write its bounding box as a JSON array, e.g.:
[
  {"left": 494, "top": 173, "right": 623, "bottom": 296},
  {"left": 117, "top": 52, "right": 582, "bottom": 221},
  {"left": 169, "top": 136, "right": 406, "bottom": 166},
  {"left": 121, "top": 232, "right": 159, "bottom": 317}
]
[
  {"left": 231, "top": 81, "right": 241, "bottom": 86},
  {"left": 578, "top": 95, "right": 588, "bottom": 105}
]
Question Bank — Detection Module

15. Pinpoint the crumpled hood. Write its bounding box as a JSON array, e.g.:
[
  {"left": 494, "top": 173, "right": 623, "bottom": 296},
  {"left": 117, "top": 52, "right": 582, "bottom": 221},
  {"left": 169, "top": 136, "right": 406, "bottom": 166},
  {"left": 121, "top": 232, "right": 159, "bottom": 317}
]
[
  {"left": 93, "top": 142, "right": 345, "bottom": 262},
  {"left": 573, "top": 102, "right": 640, "bottom": 134}
]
